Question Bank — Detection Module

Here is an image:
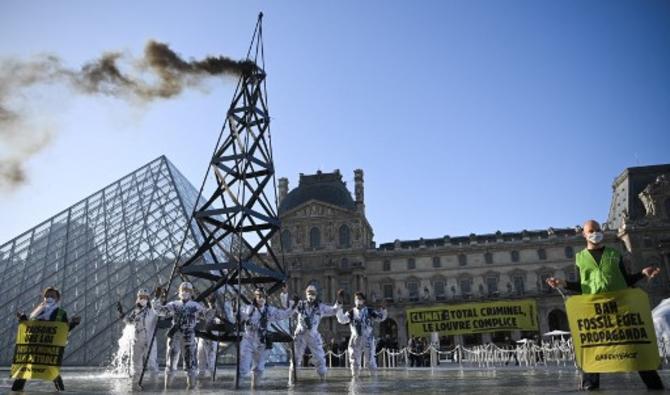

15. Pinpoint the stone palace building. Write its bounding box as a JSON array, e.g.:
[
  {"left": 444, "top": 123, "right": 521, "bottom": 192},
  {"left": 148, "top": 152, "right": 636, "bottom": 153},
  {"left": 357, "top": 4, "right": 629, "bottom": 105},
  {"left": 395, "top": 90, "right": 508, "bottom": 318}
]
[{"left": 272, "top": 164, "right": 670, "bottom": 347}]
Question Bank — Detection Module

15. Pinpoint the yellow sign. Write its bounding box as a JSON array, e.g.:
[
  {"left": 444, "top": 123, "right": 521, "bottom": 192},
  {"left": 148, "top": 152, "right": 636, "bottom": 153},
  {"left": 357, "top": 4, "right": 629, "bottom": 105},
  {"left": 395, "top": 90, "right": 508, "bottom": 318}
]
[
  {"left": 406, "top": 299, "right": 538, "bottom": 337},
  {"left": 566, "top": 288, "right": 660, "bottom": 373},
  {"left": 10, "top": 321, "right": 69, "bottom": 381}
]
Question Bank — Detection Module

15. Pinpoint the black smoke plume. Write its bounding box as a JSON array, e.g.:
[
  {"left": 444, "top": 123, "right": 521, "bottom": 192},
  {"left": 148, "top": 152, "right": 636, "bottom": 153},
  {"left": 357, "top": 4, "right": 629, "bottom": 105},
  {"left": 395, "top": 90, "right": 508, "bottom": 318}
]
[{"left": 0, "top": 41, "right": 255, "bottom": 189}]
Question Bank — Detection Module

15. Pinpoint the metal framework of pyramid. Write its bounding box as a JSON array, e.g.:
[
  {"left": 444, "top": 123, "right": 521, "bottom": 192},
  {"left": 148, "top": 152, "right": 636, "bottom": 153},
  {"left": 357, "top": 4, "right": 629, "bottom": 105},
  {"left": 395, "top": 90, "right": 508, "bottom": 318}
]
[{"left": 0, "top": 155, "right": 206, "bottom": 365}]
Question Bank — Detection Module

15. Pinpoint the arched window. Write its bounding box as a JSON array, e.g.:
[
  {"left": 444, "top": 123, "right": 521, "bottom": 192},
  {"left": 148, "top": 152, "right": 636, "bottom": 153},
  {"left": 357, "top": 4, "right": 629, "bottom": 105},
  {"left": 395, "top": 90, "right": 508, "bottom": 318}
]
[
  {"left": 486, "top": 276, "right": 498, "bottom": 295},
  {"left": 382, "top": 282, "right": 394, "bottom": 300},
  {"left": 511, "top": 250, "right": 520, "bottom": 262},
  {"left": 281, "top": 230, "right": 292, "bottom": 252},
  {"left": 406, "top": 280, "right": 419, "bottom": 301},
  {"left": 339, "top": 224, "right": 351, "bottom": 248},
  {"left": 434, "top": 280, "right": 446, "bottom": 300},
  {"left": 564, "top": 246, "right": 574, "bottom": 259},
  {"left": 513, "top": 275, "right": 525, "bottom": 295},
  {"left": 459, "top": 277, "right": 472, "bottom": 295},
  {"left": 309, "top": 227, "right": 321, "bottom": 249}
]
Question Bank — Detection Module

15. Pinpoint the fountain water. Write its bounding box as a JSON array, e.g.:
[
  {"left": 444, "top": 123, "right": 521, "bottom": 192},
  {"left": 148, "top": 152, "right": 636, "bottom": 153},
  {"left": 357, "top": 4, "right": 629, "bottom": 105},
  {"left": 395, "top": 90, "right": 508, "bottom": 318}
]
[{"left": 107, "top": 324, "right": 135, "bottom": 377}]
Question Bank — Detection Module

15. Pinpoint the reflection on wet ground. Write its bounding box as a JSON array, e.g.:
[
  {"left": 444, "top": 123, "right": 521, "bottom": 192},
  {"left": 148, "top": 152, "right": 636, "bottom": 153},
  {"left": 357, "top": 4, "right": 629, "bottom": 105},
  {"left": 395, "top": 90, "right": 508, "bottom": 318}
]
[{"left": 1, "top": 366, "right": 668, "bottom": 394}]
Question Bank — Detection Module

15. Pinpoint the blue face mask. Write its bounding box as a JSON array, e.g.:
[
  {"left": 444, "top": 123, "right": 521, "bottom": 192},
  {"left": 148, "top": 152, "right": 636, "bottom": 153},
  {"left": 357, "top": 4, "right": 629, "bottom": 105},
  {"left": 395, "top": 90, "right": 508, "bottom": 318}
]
[{"left": 45, "top": 297, "right": 56, "bottom": 306}]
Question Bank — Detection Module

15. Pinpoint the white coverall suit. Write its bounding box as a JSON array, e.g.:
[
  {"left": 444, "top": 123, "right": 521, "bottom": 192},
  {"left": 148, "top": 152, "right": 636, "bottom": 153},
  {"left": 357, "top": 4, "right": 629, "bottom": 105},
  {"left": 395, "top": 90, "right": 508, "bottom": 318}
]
[
  {"left": 153, "top": 298, "right": 206, "bottom": 379},
  {"left": 239, "top": 302, "right": 294, "bottom": 381},
  {"left": 124, "top": 304, "right": 158, "bottom": 378},
  {"left": 336, "top": 306, "right": 388, "bottom": 376},
  {"left": 291, "top": 300, "right": 340, "bottom": 376}
]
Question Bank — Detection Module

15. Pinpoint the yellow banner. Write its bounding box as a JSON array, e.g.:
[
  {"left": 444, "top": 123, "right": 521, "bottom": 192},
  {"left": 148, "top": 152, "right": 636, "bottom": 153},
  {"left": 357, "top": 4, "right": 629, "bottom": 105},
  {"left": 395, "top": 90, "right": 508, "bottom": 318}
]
[
  {"left": 10, "top": 321, "right": 69, "bottom": 381},
  {"left": 406, "top": 299, "right": 538, "bottom": 337},
  {"left": 566, "top": 288, "right": 660, "bottom": 373}
]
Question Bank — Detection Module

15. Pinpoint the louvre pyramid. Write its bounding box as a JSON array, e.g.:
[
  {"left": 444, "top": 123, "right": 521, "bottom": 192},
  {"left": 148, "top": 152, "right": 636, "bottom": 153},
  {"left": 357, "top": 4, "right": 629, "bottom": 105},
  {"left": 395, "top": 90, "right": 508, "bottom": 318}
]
[{"left": 0, "top": 156, "right": 207, "bottom": 365}]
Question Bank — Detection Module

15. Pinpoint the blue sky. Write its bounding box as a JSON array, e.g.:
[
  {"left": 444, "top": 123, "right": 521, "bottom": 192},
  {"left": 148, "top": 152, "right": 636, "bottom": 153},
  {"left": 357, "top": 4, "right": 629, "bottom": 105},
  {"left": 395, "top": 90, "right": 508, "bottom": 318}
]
[{"left": 1, "top": 1, "right": 669, "bottom": 245}]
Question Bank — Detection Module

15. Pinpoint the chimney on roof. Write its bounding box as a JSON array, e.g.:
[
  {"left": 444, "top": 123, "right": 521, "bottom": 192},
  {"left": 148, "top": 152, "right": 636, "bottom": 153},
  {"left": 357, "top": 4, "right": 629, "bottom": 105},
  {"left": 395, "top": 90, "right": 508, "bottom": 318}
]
[
  {"left": 278, "top": 177, "right": 289, "bottom": 206},
  {"left": 354, "top": 169, "right": 365, "bottom": 215}
]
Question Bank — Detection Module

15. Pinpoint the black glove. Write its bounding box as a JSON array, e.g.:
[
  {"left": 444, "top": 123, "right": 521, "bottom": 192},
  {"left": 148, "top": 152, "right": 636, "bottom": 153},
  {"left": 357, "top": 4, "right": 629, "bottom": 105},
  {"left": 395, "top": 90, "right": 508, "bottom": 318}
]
[
  {"left": 115, "top": 302, "right": 124, "bottom": 317},
  {"left": 16, "top": 311, "right": 27, "bottom": 321},
  {"left": 292, "top": 295, "right": 300, "bottom": 306},
  {"left": 155, "top": 287, "right": 169, "bottom": 304}
]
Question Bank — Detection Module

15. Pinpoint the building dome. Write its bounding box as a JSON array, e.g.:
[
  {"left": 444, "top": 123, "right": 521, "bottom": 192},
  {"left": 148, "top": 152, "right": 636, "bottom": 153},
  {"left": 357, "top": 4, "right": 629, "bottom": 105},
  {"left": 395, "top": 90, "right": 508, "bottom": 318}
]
[{"left": 278, "top": 171, "right": 355, "bottom": 214}]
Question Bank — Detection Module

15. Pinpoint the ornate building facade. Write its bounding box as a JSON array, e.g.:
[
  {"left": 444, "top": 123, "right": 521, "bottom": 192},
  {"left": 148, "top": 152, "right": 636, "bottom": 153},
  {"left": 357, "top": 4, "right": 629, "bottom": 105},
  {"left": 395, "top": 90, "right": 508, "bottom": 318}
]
[{"left": 273, "top": 165, "right": 670, "bottom": 347}]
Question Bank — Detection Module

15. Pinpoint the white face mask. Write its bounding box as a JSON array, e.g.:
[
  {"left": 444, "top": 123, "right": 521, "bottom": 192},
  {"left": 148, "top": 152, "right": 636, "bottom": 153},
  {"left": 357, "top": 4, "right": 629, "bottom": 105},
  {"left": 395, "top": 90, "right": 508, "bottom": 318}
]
[
  {"left": 587, "top": 231, "right": 604, "bottom": 244},
  {"left": 354, "top": 298, "right": 364, "bottom": 308},
  {"left": 180, "top": 292, "right": 191, "bottom": 301},
  {"left": 45, "top": 297, "right": 56, "bottom": 306},
  {"left": 138, "top": 299, "right": 148, "bottom": 307},
  {"left": 306, "top": 293, "right": 316, "bottom": 302},
  {"left": 256, "top": 297, "right": 266, "bottom": 307}
]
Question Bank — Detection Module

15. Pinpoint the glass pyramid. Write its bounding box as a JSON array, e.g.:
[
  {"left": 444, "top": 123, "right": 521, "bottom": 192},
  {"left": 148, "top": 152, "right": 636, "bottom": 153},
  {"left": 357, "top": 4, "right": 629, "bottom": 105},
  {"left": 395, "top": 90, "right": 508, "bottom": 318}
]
[{"left": 0, "top": 155, "right": 206, "bottom": 365}]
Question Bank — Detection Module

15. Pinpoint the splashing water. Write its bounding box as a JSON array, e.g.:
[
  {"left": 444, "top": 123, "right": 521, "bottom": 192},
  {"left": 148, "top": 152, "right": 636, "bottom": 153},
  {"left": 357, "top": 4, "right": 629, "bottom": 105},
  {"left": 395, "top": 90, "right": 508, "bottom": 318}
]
[{"left": 106, "top": 324, "right": 135, "bottom": 377}]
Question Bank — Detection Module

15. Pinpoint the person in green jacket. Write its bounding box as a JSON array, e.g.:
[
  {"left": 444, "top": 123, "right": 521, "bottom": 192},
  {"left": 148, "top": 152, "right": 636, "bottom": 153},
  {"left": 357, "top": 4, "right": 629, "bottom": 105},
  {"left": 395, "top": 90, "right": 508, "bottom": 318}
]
[
  {"left": 546, "top": 219, "right": 663, "bottom": 391},
  {"left": 12, "top": 287, "right": 81, "bottom": 392}
]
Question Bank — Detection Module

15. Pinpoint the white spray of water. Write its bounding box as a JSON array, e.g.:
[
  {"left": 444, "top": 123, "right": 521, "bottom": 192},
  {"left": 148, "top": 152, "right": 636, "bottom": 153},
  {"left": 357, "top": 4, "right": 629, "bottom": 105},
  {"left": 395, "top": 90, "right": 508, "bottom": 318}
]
[{"left": 106, "top": 324, "right": 135, "bottom": 377}]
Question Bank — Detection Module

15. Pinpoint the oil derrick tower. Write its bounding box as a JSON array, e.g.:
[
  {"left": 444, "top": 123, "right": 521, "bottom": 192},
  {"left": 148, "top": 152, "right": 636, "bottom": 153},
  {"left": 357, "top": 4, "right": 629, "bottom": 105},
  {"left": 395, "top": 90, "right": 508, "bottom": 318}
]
[
  {"left": 179, "top": 13, "right": 287, "bottom": 305},
  {"left": 139, "top": 13, "right": 291, "bottom": 387}
]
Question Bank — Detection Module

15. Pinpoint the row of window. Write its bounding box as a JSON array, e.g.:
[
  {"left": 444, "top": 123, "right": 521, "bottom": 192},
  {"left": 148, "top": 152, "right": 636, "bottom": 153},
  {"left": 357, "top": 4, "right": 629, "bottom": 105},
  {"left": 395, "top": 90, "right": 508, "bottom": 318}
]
[
  {"left": 280, "top": 225, "right": 352, "bottom": 251},
  {"left": 381, "top": 274, "right": 543, "bottom": 301},
  {"left": 383, "top": 246, "right": 575, "bottom": 271}
]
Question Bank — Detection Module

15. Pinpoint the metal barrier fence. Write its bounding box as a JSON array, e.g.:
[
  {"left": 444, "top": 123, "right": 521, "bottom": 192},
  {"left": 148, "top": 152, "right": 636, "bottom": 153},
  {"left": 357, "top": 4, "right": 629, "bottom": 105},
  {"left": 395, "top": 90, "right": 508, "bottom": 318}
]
[
  {"left": 322, "top": 339, "right": 670, "bottom": 369},
  {"left": 323, "top": 340, "right": 575, "bottom": 369}
]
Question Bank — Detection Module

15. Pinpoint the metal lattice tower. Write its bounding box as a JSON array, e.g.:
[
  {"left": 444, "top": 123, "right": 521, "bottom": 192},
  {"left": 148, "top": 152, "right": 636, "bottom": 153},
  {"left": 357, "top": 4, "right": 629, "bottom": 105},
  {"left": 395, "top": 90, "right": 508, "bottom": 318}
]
[{"left": 178, "top": 13, "right": 286, "bottom": 303}]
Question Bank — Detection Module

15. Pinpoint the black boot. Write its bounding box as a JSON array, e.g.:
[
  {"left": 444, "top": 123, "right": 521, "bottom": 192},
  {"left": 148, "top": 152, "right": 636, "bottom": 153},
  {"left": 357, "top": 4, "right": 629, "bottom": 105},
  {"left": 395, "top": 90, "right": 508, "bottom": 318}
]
[
  {"left": 53, "top": 375, "right": 65, "bottom": 391},
  {"left": 639, "top": 370, "right": 664, "bottom": 390},
  {"left": 581, "top": 372, "right": 600, "bottom": 391},
  {"left": 11, "top": 379, "right": 27, "bottom": 391}
]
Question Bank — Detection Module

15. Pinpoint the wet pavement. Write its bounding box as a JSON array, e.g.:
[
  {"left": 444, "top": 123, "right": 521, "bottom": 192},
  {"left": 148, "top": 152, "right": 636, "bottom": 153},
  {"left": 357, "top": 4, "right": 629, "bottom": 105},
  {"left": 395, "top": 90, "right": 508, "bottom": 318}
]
[{"left": 1, "top": 366, "right": 669, "bottom": 394}]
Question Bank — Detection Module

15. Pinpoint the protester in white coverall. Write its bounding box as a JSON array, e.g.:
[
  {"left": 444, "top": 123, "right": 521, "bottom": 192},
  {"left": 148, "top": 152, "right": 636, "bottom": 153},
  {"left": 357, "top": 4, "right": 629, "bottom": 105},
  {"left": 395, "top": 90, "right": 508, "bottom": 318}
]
[
  {"left": 153, "top": 281, "right": 207, "bottom": 389},
  {"left": 239, "top": 287, "right": 297, "bottom": 388},
  {"left": 336, "top": 291, "right": 387, "bottom": 378},
  {"left": 116, "top": 288, "right": 159, "bottom": 382},
  {"left": 290, "top": 285, "right": 342, "bottom": 380},
  {"left": 653, "top": 298, "right": 670, "bottom": 358}
]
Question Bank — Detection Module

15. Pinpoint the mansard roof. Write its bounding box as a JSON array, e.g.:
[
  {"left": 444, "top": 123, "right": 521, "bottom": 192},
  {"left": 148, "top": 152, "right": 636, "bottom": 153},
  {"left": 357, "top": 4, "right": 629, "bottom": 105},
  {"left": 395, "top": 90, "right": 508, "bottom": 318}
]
[
  {"left": 279, "top": 170, "right": 356, "bottom": 214},
  {"left": 377, "top": 227, "right": 581, "bottom": 251}
]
